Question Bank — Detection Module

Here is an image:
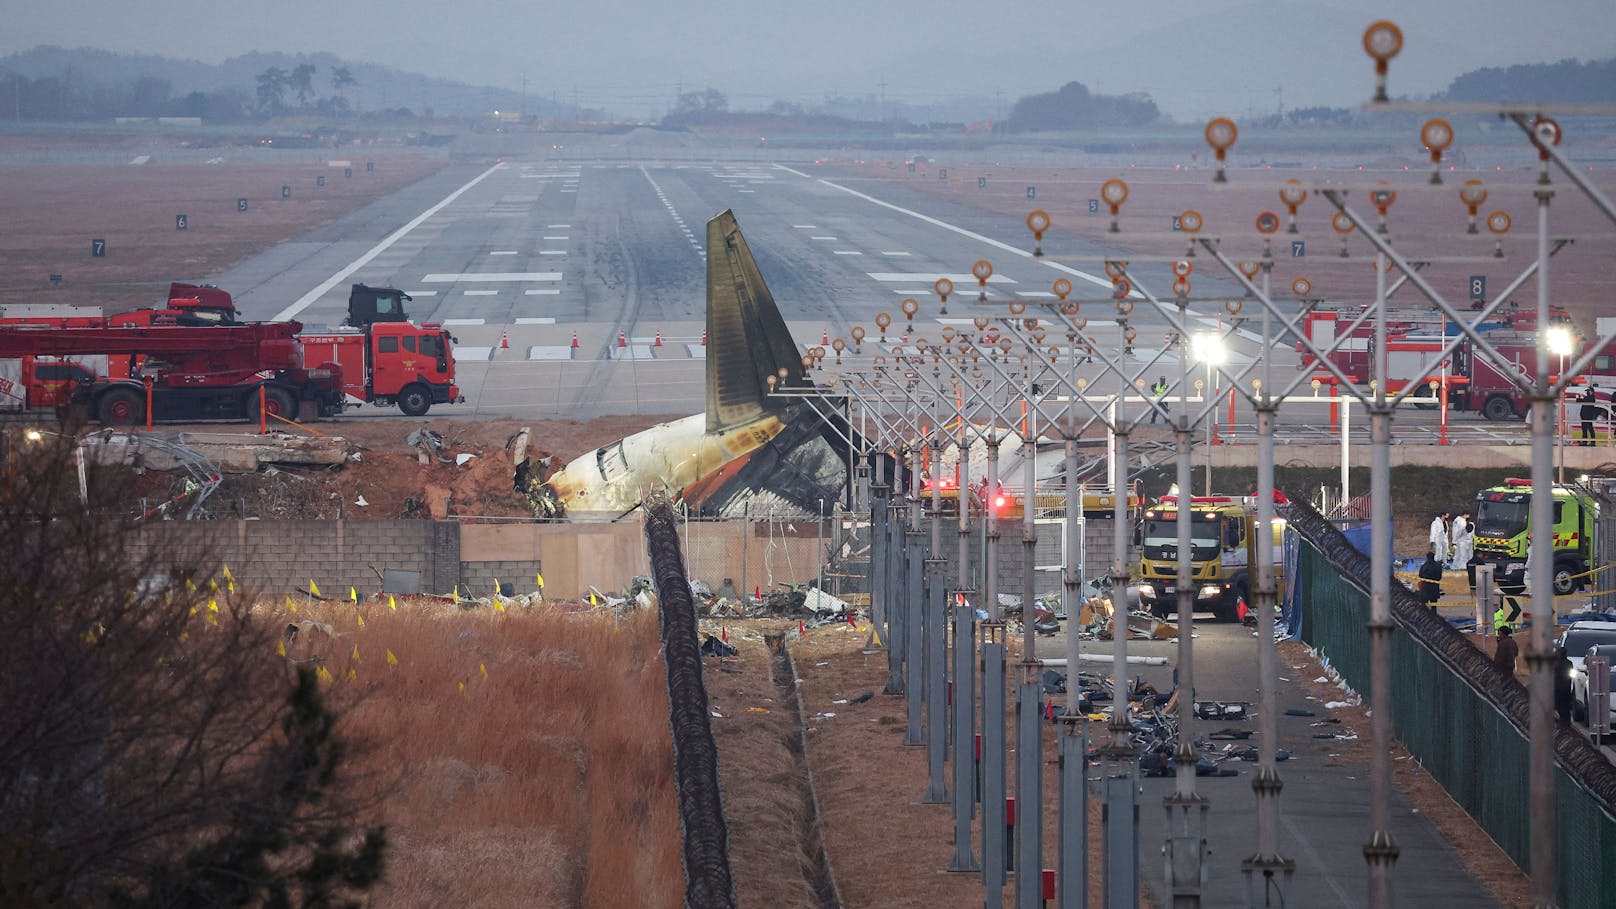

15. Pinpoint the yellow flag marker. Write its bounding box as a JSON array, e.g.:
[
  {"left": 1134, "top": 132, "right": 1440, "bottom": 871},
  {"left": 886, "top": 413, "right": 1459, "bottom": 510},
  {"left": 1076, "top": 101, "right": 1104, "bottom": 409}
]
[
  {"left": 205, "top": 612, "right": 218, "bottom": 626},
  {"left": 388, "top": 594, "right": 397, "bottom": 612},
  {"left": 494, "top": 578, "right": 501, "bottom": 596},
  {"left": 479, "top": 662, "right": 489, "bottom": 680},
  {"left": 457, "top": 681, "right": 466, "bottom": 696},
  {"left": 276, "top": 639, "right": 287, "bottom": 657},
  {"left": 185, "top": 579, "right": 197, "bottom": 591},
  {"left": 386, "top": 649, "right": 398, "bottom": 666},
  {"left": 350, "top": 644, "right": 361, "bottom": 664},
  {"left": 207, "top": 597, "right": 219, "bottom": 613},
  {"left": 870, "top": 624, "right": 883, "bottom": 646},
  {"left": 209, "top": 578, "right": 218, "bottom": 592},
  {"left": 227, "top": 579, "right": 235, "bottom": 594},
  {"left": 492, "top": 599, "right": 506, "bottom": 613},
  {"left": 309, "top": 579, "right": 321, "bottom": 597},
  {"left": 535, "top": 572, "right": 544, "bottom": 589},
  {"left": 344, "top": 666, "right": 357, "bottom": 681},
  {"left": 356, "top": 612, "right": 366, "bottom": 628},
  {"left": 349, "top": 586, "right": 358, "bottom": 603},
  {"left": 189, "top": 605, "right": 198, "bottom": 616},
  {"left": 223, "top": 564, "right": 234, "bottom": 581},
  {"left": 316, "top": 666, "right": 332, "bottom": 683}
]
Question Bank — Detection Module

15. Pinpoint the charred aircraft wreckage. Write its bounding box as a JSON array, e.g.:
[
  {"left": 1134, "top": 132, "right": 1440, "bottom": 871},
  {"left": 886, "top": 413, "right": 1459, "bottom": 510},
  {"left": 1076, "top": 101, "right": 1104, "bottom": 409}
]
[{"left": 511, "top": 210, "right": 863, "bottom": 520}]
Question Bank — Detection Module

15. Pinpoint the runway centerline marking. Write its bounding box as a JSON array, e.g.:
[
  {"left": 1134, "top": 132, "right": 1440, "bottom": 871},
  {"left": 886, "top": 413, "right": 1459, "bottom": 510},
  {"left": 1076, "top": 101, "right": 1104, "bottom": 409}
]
[{"left": 273, "top": 162, "right": 504, "bottom": 321}]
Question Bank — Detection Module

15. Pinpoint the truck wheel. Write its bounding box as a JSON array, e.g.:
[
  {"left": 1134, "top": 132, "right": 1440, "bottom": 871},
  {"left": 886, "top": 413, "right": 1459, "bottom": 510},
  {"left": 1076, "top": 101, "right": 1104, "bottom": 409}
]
[
  {"left": 1482, "top": 395, "right": 1515, "bottom": 421},
  {"left": 397, "top": 384, "right": 432, "bottom": 417},
  {"left": 249, "top": 386, "right": 297, "bottom": 420},
  {"left": 1553, "top": 559, "right": 1579, "bottom": 596},
  {"left": 96, "top": 387, "right": 144, "bottom": 425},
  {"left": 1411, "top": 385, "right": 1438, "bottom": 411}
]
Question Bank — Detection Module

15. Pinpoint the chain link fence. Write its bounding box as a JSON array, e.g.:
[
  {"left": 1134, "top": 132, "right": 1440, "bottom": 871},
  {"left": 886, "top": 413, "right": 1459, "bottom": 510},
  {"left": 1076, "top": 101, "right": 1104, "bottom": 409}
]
[{"left": 1287, "top": 497, "right": 1616, "bottom": 908}]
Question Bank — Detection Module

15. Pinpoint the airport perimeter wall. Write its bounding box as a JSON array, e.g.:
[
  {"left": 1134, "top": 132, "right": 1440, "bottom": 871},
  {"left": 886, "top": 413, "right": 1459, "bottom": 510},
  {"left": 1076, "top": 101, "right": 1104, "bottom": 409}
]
[{"left": 129, "top": 517, "right": 822, "bottom": 601}]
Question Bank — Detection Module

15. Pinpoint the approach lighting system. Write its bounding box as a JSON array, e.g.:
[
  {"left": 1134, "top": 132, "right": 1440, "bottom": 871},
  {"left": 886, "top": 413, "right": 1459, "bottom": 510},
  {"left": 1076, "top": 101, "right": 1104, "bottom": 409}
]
[
  {"left": 1332, "top": 210, "right": 1356, "bottom": 256},
  {"left": 1101, "top": 179, "right": 1129, "bottom": 232},
  {"left": 1420, "top": 119, "right": 1454, "bottom": 184},
  {"left": 1026, "top": 209, "right": 1050, "bottom": 257},
  {"left": 1363, "top": 20, "right": 1403, "bottom": 102},
  {"left": 1204, "top": 118, "right": 1238, "bottom": 182},
  {"left": 1292, "top": 277, "right": 1313, "bottom": 298},
  {"left": 850, "top": 325, "right": 866, "bottom": 353},
  {"left": 1279, "top": 180, "right": 1307, "bottom": 233},
  {"left": 1531, "top": 117, "right": 1561, "bottom": 183},
  {"left": 1369, "top": 182, "right": 1397, "bottom": 233},
  {"left": 1459, "top": 180, "right": 1488, "bottom": 234},
  {"left": 901, "top": 297, "right": 920, "bottom": 330},
  {"left": 1487, "top": 210, "right": 1512, "bottom": 257},
  {"left": 971, "top": 260, "right": 993, "bottom": 303}
]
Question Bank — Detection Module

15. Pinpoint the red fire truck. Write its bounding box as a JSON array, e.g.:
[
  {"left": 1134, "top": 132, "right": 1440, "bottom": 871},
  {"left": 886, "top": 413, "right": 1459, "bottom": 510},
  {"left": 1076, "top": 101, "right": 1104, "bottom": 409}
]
[
  {"left": 0, "top": 321, "right": 344, "bottom": 424},
  {"left": 1297, "top": 307, "right": 1608, "bottom": 420}
]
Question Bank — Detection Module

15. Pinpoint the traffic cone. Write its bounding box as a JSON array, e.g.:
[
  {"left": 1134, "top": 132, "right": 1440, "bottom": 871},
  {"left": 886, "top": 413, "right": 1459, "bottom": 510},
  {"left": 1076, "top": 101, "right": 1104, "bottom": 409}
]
[
  {"left": 700, "top": 329, "right": 707, "bottom": 346},
  {"left": 617, "top": 331, "right": 627, "bottom": 348},
  {"left": 821, "top": 327, "right": 830, "bottom": 345},
  {"left": 500, "top": 330, "right": 510, "bottom": 349},
  {"left": 799, "top": 618, "right": 807, "bottom": 639},
  {"left": 654, "top": 330, "right": 663, "bottom": 347},
  {"left": 721, "top": 626, "right": 729, "bottom": 643}
]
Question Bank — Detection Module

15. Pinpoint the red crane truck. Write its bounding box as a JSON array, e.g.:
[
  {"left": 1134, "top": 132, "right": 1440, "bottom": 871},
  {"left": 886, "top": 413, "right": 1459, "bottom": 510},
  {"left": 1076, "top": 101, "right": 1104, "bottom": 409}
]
[
  {"left": 0, "top": 282, "right": 460, "bottom": 418},
  {"left": 0, "top": 321, "right": 344, "bottom": 424}
]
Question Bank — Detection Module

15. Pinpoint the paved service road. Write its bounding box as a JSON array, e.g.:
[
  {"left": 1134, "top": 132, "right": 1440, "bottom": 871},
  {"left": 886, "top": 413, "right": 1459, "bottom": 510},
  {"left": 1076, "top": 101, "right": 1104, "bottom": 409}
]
[{"left": 1030, "top": 620, "right": 1500, "bottom": 907}]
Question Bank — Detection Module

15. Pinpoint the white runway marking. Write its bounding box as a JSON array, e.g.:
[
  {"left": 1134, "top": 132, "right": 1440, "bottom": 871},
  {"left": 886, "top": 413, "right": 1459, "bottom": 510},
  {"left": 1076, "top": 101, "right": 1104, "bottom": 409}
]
[
  {"left": 547, "top": 223, "right": 570, "bottom": 228},
  {"left": 443, "top": 318, "right": 487, "bottom": 325},
  {"left": 539, "top": 250, "right": 566, "bottom": 256},
  {"left": 516, "top": 317, "right": 557, "bottom": 325},
  {"left": 463, "top": 290, "right": 499, "bottom": 296},
  {"left": 868, "top": 272, "right": 1016, "bottom": 284},
  {"left": 524, "top": 289, "right": 561, "bottom": 296},
  {"left": 422, "top": 272, "right": 561, "bottom": 282},
  {"left": 881, "top": 251, "right": 911, "bottom": 257},
  {"left": 489, "top": 250, "right": 518, "bottom": 256},
  {"left": 810, "top": 236, "right": 837, "bottom": 240},
  {"left": 1018, "top": 291, "right": 1058, "bottom": 298},
  {"left": 405, "top": 290, "right": 438, "bottom": 296},
  {"left": 273, "top": 162, "right": 504, "bottom": 321},
  {"left": 793, "top": 224, "right": 817, "bottom": 229},
  {"left": 542, "top": 236, "right": 569, "bottom": 240},
  {"left": 891, "top": 289, "right": 932, "bottom": 295},
  {"left": 455, "top": 346, "right": 495, "bottom": 360}
]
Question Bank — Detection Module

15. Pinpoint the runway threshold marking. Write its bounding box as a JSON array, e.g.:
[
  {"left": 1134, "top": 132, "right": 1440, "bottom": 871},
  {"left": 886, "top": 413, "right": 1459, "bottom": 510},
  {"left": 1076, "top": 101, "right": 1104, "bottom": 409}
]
[
  {"left": 272, "top": 162, "right": 504, "bottom": 321},
  {"left": 421, "top": 272, "right": 562, "bottom": 282}
]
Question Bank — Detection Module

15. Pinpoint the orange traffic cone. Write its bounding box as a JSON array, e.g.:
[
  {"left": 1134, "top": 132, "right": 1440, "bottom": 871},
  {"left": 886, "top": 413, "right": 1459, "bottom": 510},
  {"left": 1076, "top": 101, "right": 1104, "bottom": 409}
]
[
  {"left": 617, "top": 331, "right": 627, "bottom": 348},
  {"left": 500, "top": 330, "right": 510, "bottom": 349},
  {"left": 570, "top": 330, "right": 579, "bottom": 349},
  {"left": 700, "top": 329, "right": 707, "bottom": 346},
  {"left": 821, "top": 327, "right": 830, "bottom": 345},
  {"left": 654, "top": 330, "right": 663, "bottom": 347},
  {"left": 799, "top": 618, "right": 807, "bottom": 639},
  {"left": 721, "top": 626, "right": 729, "bottom": 643}
]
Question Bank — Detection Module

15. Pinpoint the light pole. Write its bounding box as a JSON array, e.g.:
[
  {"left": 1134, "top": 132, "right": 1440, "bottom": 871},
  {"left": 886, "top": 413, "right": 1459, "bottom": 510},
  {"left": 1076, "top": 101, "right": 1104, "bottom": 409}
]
[
  {"left": 1191, "top": 330, "right": 1226, "bottom": 496},
  {"left": 1546, "top": 326, "right": 1573, "bottom": 482}
]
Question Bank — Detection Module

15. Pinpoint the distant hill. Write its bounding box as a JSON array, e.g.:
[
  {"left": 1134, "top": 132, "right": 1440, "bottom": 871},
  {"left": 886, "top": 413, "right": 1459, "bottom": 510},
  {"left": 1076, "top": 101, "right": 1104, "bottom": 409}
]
[
  {"left": 0, "top": 45, "right": 581, "bottom": 119},
  {"left": 1440, "top": 57, "right": 1616, "bottom": 104}
]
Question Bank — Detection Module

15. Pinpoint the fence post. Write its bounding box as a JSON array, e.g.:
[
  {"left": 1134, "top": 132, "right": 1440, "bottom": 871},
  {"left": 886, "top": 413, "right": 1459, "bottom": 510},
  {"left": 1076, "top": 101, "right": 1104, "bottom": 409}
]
[{"left": 1476, "top": 564, "right": 1495, "bottom": 637}]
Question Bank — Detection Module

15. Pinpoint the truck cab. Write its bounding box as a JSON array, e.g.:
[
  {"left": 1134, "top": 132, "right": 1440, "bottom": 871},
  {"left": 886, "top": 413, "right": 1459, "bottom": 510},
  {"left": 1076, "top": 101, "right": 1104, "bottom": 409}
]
[
  {"left": 1136, "top": 494, "right": 1283, "bottom": 621},
  {"left": 1474, "top": 478, "right": 1598, "bottom": 595}
]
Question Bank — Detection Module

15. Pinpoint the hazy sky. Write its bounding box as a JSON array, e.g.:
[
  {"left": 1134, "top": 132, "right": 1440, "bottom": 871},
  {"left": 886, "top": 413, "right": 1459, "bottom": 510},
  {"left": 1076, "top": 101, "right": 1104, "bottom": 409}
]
[{"left": 4, "top": 0, "right": 1613, "bottom": 118}]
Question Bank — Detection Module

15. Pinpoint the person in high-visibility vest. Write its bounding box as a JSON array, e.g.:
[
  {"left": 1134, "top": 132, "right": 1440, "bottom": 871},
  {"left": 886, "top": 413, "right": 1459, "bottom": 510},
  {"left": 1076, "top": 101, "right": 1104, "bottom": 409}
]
[{"left": 1150, "top": 377, "right": 1169, "bottom": 424}]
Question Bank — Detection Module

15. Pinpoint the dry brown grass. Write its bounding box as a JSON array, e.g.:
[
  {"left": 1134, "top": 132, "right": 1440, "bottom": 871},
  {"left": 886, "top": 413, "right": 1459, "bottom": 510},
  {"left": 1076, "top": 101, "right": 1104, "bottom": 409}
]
[{"left": 275, "top": 597, "right": 682, "bottom": 908}]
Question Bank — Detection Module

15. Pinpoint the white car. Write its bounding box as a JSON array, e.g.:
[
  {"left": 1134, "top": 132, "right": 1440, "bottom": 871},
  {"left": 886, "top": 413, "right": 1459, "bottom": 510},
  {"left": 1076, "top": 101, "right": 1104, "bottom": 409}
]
[{"left": 1559, "top": 619, "right": 1616, "bottom": 724}]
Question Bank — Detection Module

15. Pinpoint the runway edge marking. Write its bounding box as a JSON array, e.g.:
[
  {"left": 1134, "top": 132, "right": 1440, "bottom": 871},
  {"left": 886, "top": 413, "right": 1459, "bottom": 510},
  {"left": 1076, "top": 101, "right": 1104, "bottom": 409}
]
[{"left": 272, "top": 162, "right": 505, "bottom": 322}]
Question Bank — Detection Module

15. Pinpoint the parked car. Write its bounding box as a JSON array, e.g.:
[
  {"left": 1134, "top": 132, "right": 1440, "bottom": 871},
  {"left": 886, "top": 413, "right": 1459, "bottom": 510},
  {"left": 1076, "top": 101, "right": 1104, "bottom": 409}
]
[{"left": 1559, "top": 618, "right": 1616, "bottom": 723}]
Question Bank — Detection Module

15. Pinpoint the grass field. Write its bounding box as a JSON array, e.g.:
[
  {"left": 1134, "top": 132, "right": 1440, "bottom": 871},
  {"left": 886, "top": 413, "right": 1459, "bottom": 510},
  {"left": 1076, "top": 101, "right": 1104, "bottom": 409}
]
[{"left": 282, "top": 597, "right": 683, "bottom": 908}]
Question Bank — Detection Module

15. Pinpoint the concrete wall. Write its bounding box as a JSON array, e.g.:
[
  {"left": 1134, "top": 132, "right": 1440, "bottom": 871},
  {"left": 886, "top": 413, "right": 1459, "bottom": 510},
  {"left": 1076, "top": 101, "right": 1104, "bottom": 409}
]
[{"left": 131, "top": 517, "right": 824, "bottom": 602}]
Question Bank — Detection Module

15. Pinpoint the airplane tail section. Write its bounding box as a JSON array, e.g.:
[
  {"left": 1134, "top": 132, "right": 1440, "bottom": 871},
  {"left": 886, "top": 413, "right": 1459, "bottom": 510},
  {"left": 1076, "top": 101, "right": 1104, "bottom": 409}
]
[{"left": 706, "top": 210, "right": 804, "bottom": 433}]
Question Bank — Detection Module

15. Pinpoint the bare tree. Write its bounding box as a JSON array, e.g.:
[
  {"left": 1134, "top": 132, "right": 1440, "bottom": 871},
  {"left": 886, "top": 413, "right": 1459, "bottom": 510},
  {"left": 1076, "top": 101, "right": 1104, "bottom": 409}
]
[{"left": 0, "top": 429, "right": 385, "bottom": 906}]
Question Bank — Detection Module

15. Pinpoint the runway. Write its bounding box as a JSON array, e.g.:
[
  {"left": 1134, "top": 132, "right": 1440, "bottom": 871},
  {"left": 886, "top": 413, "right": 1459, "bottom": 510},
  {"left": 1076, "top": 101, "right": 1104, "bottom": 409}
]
[{"left": 202, "top": 144, "right": 1533, "bottom": 445}]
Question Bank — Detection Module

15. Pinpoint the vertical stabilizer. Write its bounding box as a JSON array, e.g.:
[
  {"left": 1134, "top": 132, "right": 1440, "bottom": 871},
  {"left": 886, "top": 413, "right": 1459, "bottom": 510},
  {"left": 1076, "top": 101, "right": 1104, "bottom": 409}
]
[{"left": 706, "top": 211, "right": 804, "bottom": 433}]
